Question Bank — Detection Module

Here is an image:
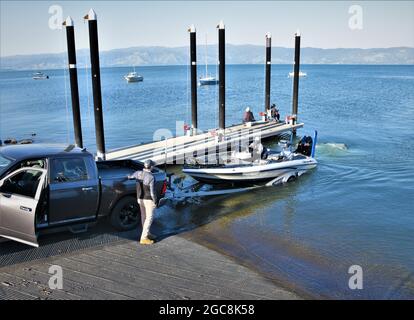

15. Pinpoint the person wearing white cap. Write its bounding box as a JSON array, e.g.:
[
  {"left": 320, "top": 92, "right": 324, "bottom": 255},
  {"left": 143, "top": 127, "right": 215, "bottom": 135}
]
[
  {"left": 243, "top": 107, "right": 255, "bottom": 123},
  {"left": 128, "top": 159, "right": 158, "bottom": 245}
]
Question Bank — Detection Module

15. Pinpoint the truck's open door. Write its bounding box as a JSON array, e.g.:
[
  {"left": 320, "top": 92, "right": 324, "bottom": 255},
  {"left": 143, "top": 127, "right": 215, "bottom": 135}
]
[{"left": 0, "top": 167, "right": 47, "bottom": 247}]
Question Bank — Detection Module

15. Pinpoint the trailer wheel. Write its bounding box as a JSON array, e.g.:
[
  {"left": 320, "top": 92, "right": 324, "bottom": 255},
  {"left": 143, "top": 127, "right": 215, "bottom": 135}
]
[
  {"left": 110, "top": 196, "right": 140, "bottom": 231},
  {"left": 287, "top": 175, "right": 297, "bottom": 183}
]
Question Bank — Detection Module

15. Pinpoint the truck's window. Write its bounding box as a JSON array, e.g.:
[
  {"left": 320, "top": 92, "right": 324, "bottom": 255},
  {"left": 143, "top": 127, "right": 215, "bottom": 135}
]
[
  {"left": 51, "top": 158, "right": 88, "bottom": 183},
  {"left": 20, "top": 159, "right": 45, "bottom": 169},
  {"left": 0, "top": 169, "right": 42, "bottom": 198}
]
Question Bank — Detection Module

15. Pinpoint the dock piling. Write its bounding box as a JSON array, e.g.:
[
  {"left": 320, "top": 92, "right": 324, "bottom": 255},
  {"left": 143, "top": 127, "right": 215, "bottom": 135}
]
[
  {"left": 217, "top": 21, "right": 225, "bottom": 130},
  {"left": 264, "top": 32, "right": 272, "bottom": 117},
  {"left": 84, "top": 9, "right": 106, "bottom": 160},
  {"left": 63, "top": 16, "right": 83, "bottom": 148},
  {"left": 292, "top": 30, "right": 301, "bottom": 120},
  {"left": 189, "top": 25, "right": 198, "bottom": 134}
]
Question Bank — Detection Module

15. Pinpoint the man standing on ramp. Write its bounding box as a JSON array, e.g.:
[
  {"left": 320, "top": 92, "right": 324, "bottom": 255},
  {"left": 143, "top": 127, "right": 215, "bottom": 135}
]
[{"left": 128, "top": 159, "right": 158, "bottom": 245}]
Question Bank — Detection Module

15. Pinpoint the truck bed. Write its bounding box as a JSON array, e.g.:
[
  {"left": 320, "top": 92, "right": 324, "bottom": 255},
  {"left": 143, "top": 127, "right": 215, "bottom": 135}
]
[{"left": 96, "top": 160, "right": 166, "bottom": 216}]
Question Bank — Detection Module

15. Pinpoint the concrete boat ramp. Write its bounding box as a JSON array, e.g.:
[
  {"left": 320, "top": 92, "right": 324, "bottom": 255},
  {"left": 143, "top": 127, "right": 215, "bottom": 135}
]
[{"left": 0, "top": 227, "right": 300, "bottom": 300}]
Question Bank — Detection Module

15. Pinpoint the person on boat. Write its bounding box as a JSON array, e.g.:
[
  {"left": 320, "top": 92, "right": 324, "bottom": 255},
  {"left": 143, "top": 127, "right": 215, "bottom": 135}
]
[
  {"left": 243, "top": 107, "right": 255, "bottom": 123},
  {"left": 295, "top": 136, "right": 313, "bottom": 156},
  {"left": 279, "top": 145, "right": 293, "bottom": 160},
  {"left": 249, "top": 136, "right": 266, "bottom": 161},
  {"left": 270, "top": 104, "right": 280, "bottom": 122},
  {"left": 127, "top": 159, "right": 158, "bottom": 245}
]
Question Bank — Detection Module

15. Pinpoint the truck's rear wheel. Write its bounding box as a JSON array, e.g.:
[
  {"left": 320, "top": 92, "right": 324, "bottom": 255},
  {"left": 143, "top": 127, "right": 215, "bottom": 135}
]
[{"left": 110, "top": 196, "right": 140, "bottom": 231}]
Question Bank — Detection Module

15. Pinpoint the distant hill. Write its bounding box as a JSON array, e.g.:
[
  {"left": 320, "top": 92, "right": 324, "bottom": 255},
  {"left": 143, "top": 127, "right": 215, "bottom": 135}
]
[{"left": 1, "top": 45, "right": 413, "bottom": 70}]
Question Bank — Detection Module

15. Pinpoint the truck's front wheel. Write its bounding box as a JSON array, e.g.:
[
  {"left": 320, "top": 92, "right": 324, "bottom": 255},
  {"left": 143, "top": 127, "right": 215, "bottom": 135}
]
[{"left": 110, "top": 196, "right": 140, "bottom": 231}]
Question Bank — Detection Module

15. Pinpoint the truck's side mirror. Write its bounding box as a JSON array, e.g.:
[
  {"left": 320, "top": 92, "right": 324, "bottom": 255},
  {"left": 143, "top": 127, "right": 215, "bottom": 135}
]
[{"left": 0, "top": 180, "right": 3, "bottom": 188}]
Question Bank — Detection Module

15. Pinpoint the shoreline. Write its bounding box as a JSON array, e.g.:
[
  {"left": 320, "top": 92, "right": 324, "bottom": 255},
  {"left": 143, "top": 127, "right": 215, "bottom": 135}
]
[{"left": 1, "top": 64, "right": 414, "bottom": 73}]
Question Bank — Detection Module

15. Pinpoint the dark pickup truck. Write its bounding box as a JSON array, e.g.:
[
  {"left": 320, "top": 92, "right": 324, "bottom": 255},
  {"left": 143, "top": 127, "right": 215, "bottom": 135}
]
[{"left": 0, "top": 144, "right": 167, "bottom": 247}]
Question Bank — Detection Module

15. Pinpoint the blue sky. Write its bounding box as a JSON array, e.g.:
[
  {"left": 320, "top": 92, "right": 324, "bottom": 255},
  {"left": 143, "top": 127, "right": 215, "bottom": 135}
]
[{"left": 1, "top": 1, "right": 413, "bottom": 56}]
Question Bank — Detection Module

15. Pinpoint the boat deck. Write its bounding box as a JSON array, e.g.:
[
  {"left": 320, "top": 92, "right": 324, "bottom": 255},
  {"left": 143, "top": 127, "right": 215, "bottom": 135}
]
[{"left": 106, "top": 121, "right": 304, "bottom": 165}]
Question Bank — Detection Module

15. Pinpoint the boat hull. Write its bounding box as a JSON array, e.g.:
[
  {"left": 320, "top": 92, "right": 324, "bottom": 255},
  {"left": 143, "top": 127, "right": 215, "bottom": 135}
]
[
  {"left": 32, "top": 76, "right": 49, "bottom": 80},
  {"left": 125, "top": 76, "right": 143, "bottom": 82},
  {"left": 198, "top": 79, "right": 219, "bottom": 86},
  {"left": 183, "top": 158, "right": 317, "bottom": 185}
]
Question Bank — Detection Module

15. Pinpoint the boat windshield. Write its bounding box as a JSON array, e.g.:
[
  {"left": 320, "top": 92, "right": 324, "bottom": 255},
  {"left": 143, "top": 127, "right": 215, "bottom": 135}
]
[{"left": 0, "top": 154, "right": 13, "bottom": 175}]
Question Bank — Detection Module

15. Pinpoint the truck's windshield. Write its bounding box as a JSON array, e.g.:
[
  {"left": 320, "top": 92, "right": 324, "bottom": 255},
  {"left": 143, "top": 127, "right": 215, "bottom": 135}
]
[{"left": 0, "top": 154, "right": 12, "bottom": 175}]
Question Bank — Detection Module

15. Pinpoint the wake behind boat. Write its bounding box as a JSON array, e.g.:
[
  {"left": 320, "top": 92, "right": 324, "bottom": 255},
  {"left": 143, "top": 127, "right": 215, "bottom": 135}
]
[{"left": 183, "top": 132, "right": 318, "bottom": 185}]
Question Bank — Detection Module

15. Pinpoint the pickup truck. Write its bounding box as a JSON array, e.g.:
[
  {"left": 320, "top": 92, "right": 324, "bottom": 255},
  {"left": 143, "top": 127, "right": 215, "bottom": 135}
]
[{"left": 0, "top": 144, "right": 167, "bottom": 247}]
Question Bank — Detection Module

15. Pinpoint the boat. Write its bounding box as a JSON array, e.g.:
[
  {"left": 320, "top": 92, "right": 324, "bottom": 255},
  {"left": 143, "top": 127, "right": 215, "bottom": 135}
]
[
  {"left": 199, "top": 76, "right": 219, "bottom": 86},
  {"left": 32, "top": 72, "right": 49, "bottom": 80},
  {"left": 124, "top": 68, "right": 143, "bottom": 82},
  {"left": 288, "top": 71, "right": 307, "bottom": 78},
  {"left": 183, "top": 131, "right": 318, "bottom": 185},
  {"left": 198, "top": 35, "right": 219, "bottom": 86}
]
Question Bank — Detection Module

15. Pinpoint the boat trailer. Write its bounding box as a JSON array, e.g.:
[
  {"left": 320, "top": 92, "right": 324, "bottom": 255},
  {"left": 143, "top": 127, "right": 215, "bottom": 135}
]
[{"left": 163, "top": 172, "right": 302, "bottom": 206}]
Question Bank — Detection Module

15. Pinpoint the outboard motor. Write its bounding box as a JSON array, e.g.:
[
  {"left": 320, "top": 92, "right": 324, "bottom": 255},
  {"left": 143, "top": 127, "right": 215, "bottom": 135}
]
[{"left": 296, "top": 135, "right": 313, "bottom": 157}]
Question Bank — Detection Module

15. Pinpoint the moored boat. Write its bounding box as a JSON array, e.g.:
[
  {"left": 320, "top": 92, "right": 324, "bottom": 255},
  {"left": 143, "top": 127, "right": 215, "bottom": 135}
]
[
  {"left": 32, "top": 72, "right": 49, "bottom": 80},
  {"left": 198, "top": 34, "right": 219, "bottom": 86},
  {"left": 288, "top": 71, "right": 307, "bottom": 78},
  {"left": 199, "top": 76, "right": 219, "bottom": 86},
  {"left": 124, "top": 68, "right": 143, "bottom": 82}
]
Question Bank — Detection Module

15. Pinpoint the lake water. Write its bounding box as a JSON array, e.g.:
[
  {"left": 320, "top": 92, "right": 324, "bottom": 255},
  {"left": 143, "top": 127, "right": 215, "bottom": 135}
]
[{"left": 1, "top": 64, "right": 413, "bottom": 299}]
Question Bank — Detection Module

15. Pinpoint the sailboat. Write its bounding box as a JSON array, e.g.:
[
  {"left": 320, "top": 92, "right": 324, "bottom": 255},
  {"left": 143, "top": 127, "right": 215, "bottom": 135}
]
[
  {"left": 198, "top": 35, "right": 219, "bottom": 86},
  {"left": 124, "top": 66, "right": 143, "bottom": 83}
]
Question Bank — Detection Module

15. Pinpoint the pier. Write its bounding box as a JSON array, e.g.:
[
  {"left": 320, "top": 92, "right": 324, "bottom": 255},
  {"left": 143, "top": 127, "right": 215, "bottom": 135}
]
[
  {"left": 106, "top": 121, "right": 303, "bottom": 164},
  {"left": 77, "top": 11, "right": 305, "bottom": 163}
]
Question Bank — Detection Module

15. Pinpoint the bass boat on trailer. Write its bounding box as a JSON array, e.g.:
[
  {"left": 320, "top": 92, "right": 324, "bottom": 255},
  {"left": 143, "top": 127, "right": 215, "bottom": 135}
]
[{"left": 183, "top": 131, "right": 318, "bottom": 185}]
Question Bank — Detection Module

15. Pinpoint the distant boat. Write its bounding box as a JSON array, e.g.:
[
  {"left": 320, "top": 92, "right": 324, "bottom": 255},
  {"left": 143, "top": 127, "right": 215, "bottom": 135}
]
[
  {"left": 199, "top": 76, "right": 219, "bottom": 86},
  {"left": 124, "top": 67, "right": 143, "bottom": 83},
  {"left": 288, "top": 71, "right": 307, "bottom": 78},
  {"left": 32, "top": 72, "right": 49, "bottom": 80},
  {"left": 199, "top": 35, "right": 218, "bottom": 86}
]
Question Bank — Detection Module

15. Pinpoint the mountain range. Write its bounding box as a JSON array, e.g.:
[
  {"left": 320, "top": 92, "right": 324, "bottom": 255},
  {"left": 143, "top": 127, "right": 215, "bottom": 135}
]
[{"left": 1, "top": 45, "right": 413, "bottom": 70}]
